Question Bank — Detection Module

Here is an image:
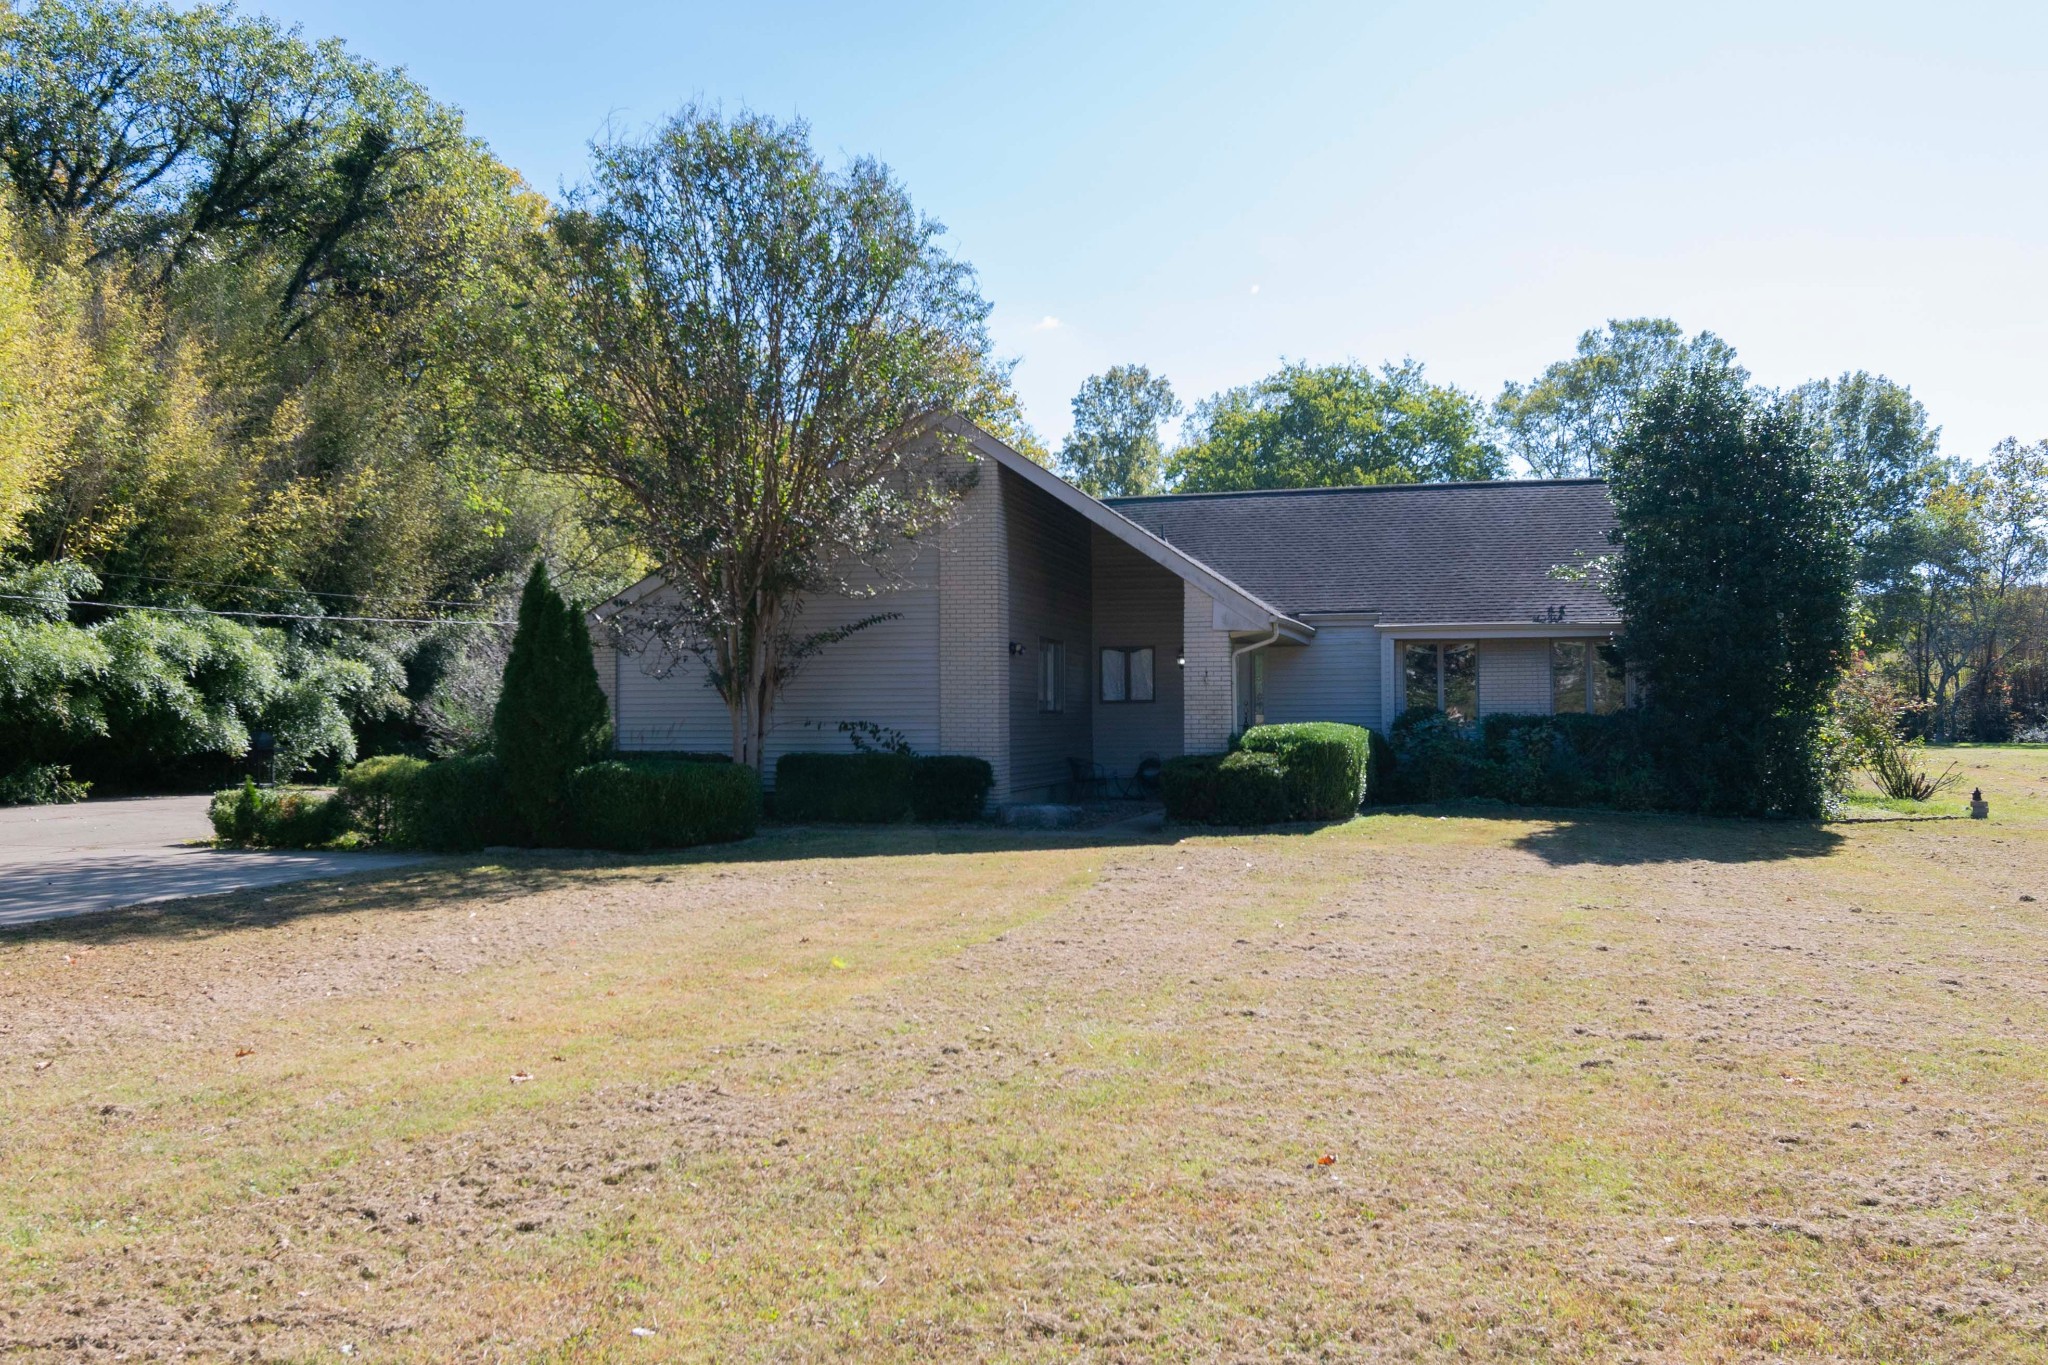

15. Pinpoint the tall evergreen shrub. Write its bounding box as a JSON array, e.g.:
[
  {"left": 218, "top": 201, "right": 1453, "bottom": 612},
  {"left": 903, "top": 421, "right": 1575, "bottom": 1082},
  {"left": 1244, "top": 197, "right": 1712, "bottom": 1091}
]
[
  {"left": 1607, "top": 359, "right": 1857, "bottom": 816},
  {"left": 491, "top": 562, "right": 610, "bottom": 841}
]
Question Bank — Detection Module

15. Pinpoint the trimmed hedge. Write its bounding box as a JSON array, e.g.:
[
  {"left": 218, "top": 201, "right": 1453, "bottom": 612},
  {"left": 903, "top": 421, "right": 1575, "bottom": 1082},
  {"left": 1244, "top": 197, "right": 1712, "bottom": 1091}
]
[
  {"left": 909, "top": 755, "right": 995, "bottom": 822},
  {"left": 773, "top": 752, "right": 914, "bottom": 822},
  {"left": 209, "top": 779, "right": 351, "bottom": 848},
  {"left": 1162, "top": 750, "right": 1293, "bottom": 825},
  {"left": 338, "top": 754, "right": 428, "bottom": 844},
  {"left": 566, "top": 758, "right": 761, "bottom": 851},
  {"left": 1160, "top": 753, "right": 1223, "bottom": 823},
  {"left": 392, "top": 752, "right": 523, "bottom": 851},
  {"left": 1381, "top": 708, "right": 1664, "bottom": 810},
  {"left": 1215, "top": 750, "right": 1288, "bottom": 824},
  {"left": 1238, "top": 722, "right": 1370, "bottom": 819}
]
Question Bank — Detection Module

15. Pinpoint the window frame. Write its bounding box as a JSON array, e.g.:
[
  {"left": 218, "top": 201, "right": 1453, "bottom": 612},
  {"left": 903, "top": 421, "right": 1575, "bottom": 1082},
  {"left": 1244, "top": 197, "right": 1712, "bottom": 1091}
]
[{"left": 1099, "top": 645, "right": 1155, "bottom": 704}]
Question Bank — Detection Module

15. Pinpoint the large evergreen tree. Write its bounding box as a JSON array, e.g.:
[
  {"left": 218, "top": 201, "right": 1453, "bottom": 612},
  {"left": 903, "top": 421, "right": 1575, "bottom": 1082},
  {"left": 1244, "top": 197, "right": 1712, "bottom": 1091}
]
[
  {"left": 491, "top": 561, "right": 608, "bottom": 840},
  {"left": 1607, "top": 357, "right": 1858, "bottom": 817}
]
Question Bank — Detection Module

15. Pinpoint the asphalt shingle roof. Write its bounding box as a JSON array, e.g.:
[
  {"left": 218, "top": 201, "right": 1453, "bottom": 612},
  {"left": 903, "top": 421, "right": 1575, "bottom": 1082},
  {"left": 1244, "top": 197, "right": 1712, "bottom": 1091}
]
[{"left": 1104, "top": 479, "right": 1619, "bottom": 625}]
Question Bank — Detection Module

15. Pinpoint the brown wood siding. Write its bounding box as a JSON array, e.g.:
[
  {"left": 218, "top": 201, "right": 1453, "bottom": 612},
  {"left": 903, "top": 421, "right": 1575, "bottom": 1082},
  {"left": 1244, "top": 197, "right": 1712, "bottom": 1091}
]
[
  {"left": 1090, "top": 527, "right": 1184, "bottom": 777},
  {"left": 1003, "top": 468, "right": 1093, "bottom": 799}
]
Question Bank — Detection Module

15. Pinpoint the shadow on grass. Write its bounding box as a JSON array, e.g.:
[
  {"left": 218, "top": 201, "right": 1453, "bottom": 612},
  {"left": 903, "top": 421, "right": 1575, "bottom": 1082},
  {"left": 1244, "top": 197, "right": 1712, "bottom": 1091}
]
[
  {"left": 0, "top": 821, "right": 1189, "bottom": 947},
  {"left": 1489, "top": 807, "right": 1847, "bottom": 866}
]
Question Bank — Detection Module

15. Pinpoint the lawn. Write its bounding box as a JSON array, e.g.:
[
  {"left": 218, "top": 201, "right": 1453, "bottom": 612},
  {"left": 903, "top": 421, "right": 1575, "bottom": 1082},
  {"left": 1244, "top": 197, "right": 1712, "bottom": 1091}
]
[{"left": 4, "top": 749, "right": 2048, "bottom": 1362}]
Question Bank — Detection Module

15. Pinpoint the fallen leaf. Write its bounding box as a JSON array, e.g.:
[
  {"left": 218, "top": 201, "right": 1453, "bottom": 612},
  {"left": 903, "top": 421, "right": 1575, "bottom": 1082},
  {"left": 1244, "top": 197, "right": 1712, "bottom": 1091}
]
[
  {"left": 830, "top": 957, "right": 849, "bottom": 970},
  {"left": 510, "top": 1072, "right": 534, "bottom": 1084},
  {"left": 1316, "top": 1153, "right": 1336, "bottom": 1166},
  {"left": 235, "top": 1048, "right": 255, "bottom": 1058}
]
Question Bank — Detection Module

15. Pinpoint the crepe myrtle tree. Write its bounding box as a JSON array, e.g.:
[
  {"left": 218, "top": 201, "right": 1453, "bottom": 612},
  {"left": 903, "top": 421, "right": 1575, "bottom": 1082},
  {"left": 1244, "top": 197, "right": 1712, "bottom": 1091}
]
[{"left": 504, "top": 106, "right": 1007, "bottom": 770}]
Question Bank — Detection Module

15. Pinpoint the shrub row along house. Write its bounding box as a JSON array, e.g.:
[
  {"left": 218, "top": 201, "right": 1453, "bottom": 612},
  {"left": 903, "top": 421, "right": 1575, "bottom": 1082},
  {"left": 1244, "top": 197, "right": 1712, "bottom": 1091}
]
[{"left": 591, "top": 418, "right": 1623, "bottom": 805}]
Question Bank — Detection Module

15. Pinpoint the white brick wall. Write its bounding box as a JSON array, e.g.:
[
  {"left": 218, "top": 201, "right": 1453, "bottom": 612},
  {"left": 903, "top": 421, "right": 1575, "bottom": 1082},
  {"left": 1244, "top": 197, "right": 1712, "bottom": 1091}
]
[
  {"left": 938, "top": 453, "right": 1011, "bottom": 798},
  {"left": 1182, "top": 582, "right": 1235, "bottom": 754}
]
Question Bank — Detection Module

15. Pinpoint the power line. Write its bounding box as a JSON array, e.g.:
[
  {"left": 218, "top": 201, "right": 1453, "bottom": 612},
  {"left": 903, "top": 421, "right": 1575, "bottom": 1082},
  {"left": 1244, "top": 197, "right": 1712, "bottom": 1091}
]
[
  {"left": 98, "top": 570, "right": 500, "bottom": 610},
  {"left": 0, "top": 593, "right": 513, "bottom": 628}
]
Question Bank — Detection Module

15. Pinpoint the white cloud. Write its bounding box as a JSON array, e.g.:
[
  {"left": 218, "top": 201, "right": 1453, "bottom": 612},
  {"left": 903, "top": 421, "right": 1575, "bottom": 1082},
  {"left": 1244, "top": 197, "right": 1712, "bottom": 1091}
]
[
  {"left": 1248, "top": 284, "right": 1261, "bottom": 295},
  {"left": 1034, "top": 315, "right": 1062, "bottom": 330}
]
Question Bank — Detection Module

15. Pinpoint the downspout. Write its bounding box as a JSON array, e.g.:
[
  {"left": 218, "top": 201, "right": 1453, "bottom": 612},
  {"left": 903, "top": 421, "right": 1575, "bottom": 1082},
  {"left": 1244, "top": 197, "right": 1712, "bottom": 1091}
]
[{"left": 1228, "top": 621, "right": 1283, "bottom": 735}]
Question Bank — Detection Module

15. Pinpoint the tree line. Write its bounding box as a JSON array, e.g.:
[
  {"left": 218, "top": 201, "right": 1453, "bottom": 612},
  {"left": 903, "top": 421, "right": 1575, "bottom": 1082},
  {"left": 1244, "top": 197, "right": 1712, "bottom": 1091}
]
[{"left": 1056, "top": 324, "right": 2048, "bottom": 745}]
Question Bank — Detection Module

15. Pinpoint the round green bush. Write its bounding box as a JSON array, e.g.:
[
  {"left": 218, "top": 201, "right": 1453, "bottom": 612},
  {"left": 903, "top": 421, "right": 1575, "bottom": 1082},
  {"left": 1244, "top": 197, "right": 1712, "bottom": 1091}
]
[
  {"left": 1237, "top": 722, "right": 1369, "bottom": 819},
  {"left": 1214, "top": 750, "right": 1288, "bottom": 825},
  {"left": 909, "top": 756, "right": 995, "bottom": 822}
]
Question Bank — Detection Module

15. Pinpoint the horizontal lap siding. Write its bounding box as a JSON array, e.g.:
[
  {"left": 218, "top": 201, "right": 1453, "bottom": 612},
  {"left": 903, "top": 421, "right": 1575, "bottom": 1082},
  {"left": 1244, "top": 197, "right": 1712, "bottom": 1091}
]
[
  {"left": 1478, "top": 637, "right": 1552, "bottom": 716},
  {"left": 612, "top": 548, "right": 941, "bottom": 775},
  {"left": 1261, "top": 624, "right": 1379, "bottom": 729},
  {"left": 1004, "top": 469, "right": 1092, "bottom": 800},
  {"left": 1090, "top": 528, "right": 1183, "bottom": 778}
]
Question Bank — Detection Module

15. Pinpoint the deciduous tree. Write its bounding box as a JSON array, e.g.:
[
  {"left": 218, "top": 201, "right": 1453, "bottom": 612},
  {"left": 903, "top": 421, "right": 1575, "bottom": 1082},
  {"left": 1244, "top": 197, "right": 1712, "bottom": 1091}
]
[
  {"left": 1056, "top": 365, "right": 1178, "bottom": 497},
  {"left": 1169, "top": 359, "right": 1499, "bottom": 492},
  {"left": 502, "top": 106, "right": 1005, "bottom": 769}
]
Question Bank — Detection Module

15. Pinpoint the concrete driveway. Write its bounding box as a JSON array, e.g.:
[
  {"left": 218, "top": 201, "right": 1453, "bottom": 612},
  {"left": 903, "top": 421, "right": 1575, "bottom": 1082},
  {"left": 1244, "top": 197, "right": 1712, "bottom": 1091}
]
[{"left": 0, "top": 795, "right": 426, "bottom": 928}]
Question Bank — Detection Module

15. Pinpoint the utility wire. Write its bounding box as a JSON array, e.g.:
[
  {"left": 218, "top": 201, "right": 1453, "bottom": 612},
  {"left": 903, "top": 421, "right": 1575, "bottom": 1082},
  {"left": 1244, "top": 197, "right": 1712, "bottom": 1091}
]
[{"left": 0, "top": 593, "right": 512, "bottom": 628}]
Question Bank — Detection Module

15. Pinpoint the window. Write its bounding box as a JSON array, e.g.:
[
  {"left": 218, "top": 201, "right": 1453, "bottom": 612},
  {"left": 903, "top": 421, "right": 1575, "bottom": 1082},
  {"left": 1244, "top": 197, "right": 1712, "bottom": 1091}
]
[
  {"left": 1551, "top": 641, "right": 1587, "bottom": 714},
  {"left": 1100, "top": 647, "right": 1155, "bottom": 703},
  {"left": 1551, "top": 638, "right": 1627, "bottom": 715},
  {"left": 1402, "top": 641, "right": 1478, "bottom": 724},
  {"left": 1038, "top": 639, "right": 1063, "bottom": 712},
  {"left": 1592, "top": 641, "right": 1626, "bottom": 714}
]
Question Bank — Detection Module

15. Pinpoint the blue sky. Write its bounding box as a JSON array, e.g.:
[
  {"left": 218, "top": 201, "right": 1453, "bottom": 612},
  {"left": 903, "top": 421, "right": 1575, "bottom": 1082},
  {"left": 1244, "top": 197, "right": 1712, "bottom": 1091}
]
[{"left": 260, "top": 0, "right": 2045, "bottom": 459}]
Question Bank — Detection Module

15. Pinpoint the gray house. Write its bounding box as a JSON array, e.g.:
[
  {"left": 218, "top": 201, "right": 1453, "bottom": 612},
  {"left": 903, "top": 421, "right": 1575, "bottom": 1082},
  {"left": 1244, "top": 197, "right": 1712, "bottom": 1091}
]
[{"left": 592, "top": 419, "right": 1622, "bottom": 804}]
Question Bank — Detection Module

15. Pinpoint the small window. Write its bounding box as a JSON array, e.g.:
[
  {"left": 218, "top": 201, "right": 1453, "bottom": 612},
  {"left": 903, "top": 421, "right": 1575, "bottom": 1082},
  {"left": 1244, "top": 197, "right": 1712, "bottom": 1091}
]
[
  {"left": 1038, "top": 639, "right": 1063, "bottom": 712},
  {"left": 1100, "top": 646, "right": 1155, "bottom": 703}
]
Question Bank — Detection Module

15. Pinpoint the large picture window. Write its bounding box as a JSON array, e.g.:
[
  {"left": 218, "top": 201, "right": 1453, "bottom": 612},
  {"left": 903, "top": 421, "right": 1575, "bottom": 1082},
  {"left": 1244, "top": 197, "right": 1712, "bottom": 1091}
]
[
  {"left": 1402, "top": 641, "right": 1477, "bottom": 725},
  {"left": 1100, "top": 646, "right": 1155, "bottom": 703},
  {"left": 1552, "top": 639, "right": 1626, "bottom": 715}
]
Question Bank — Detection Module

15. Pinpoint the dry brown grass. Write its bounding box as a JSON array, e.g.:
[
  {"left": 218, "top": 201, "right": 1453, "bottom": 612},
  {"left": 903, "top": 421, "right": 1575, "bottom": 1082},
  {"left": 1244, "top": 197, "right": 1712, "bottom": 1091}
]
[{"left": 5, "top": 747, "right": 2048, "bottom": 1362}]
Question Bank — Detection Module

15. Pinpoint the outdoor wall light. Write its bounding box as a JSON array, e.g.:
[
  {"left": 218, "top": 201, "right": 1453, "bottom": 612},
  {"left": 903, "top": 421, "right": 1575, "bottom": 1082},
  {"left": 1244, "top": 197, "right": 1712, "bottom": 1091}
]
[
  {"left": 1177, "top": 651, "right": 1186, "bottom": 667},
  {"left": 1008, "top": 641, "right": 1024, "bottom": 656}
]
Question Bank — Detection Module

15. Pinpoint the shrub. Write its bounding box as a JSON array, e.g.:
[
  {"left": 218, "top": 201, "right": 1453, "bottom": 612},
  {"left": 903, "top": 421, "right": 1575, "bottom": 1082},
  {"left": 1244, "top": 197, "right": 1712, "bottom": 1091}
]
[
  {"left": 208, "top": 779, "right": 351, "bottom": 848},
  {"left": 1389, "top": 708, "right": 1479, "bottom": 802},
  {"left": 1214, "top": 750, "right": 1288, "bottom": 825},
  {"left": 1160, "top": 753, "right": 1224, "bottom": 823},
  {"left": 1238, "top": 722, "right": 1369, "bottom": 819},
  {"left": 338, "top": 755, "right": 429, "bottom": 843},
  {"left": 391, "top": 753, "right": 522, "bottom": 851},
  {"left": 566, "top": 759, "right": 761, "bottom": 851},
  {"left": 773, "top": 752, "right": 914, "bottom": 822},
  {"left": 1365, "top": 729, "right": 1396, "bottom": 806},
  {"left": 909, "top": 755, "right": 995, "bottom": 822},
  {"left": 0, "top": 762, "right": 89, "bottom": 805},
  {"left": 492, "top": 562, "right": 610, "bottom": 842}
]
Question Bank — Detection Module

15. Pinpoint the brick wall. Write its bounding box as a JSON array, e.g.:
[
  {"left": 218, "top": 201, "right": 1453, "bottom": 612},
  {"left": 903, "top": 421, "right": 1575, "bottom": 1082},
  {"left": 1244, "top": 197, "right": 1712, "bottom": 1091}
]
[{"left": 1182, "top": 582, "right": 1235, "bottom": 754}]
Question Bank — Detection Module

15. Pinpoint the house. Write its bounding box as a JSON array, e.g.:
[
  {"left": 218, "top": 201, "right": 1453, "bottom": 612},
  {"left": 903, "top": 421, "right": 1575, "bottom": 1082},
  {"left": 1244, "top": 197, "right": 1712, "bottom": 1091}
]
[{"left": 591, "top": 418, "right": 1623, "bottom": 804}]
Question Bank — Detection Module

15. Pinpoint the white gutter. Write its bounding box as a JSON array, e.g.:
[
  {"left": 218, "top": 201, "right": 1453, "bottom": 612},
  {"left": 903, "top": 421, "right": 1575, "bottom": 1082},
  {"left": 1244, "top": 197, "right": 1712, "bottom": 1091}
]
[{"left": 1228, "top": 621, "right": 1284, "bottom": 733}]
